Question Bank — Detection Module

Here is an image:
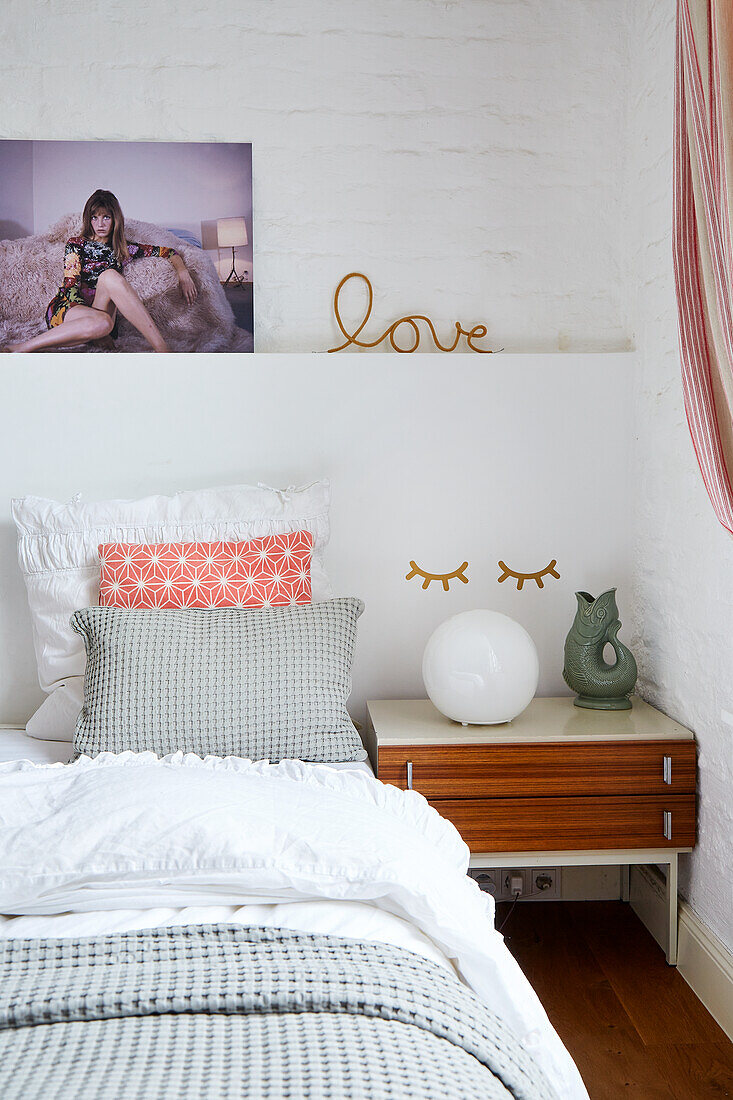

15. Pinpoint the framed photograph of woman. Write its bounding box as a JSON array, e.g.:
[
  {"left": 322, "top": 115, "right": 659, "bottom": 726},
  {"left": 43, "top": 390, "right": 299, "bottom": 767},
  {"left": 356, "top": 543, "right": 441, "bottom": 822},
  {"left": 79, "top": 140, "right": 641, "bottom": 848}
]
[{"left": 0, "top": 140, "right": 253, "bottom": 353}]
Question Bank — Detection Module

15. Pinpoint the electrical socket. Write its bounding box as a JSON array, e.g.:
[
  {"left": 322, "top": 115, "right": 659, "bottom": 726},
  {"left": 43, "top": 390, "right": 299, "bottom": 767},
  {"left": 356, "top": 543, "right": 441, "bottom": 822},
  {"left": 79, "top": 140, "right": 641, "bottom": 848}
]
[
  {"left": 469, "top": 866, "right": 561, "bottom": 901},
  {"left": 505, "top": 872, "right": 524, "bottom": 896},
  {"left": 469, "top": 869, "right": 499, "bottom": 897}
]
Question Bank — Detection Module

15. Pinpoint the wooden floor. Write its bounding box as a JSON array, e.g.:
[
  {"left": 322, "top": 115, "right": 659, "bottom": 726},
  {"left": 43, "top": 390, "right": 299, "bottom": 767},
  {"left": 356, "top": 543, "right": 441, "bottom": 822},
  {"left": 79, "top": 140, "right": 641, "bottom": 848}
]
[{"left": 495, "top": 900, "right": 733, "bottom": 1099}]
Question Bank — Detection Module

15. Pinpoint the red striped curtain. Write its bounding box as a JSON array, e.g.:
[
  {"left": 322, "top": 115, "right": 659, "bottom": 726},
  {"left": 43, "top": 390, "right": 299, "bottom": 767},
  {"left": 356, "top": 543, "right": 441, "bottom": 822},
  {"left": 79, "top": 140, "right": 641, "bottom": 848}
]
[{"left": 674, "top": 0, "right": 733, "bottom": 535}]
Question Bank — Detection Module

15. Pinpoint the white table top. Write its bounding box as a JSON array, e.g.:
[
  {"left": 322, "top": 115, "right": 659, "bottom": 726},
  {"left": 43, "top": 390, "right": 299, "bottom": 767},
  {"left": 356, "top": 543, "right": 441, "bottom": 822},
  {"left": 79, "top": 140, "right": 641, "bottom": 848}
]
[{"left": 365, "top": 697, "right": 694, "bottom": 745}]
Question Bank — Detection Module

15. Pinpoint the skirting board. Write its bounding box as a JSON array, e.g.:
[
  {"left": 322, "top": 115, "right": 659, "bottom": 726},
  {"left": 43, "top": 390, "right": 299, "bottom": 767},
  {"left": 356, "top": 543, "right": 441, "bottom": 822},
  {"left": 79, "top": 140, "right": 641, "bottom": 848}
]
[{"left": 631, "top": 865, "right": 733, "bottom": 1041}]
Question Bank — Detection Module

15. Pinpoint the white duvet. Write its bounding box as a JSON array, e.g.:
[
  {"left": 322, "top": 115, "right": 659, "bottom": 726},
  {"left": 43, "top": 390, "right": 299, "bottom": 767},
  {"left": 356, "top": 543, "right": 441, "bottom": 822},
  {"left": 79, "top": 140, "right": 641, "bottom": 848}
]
[{"left": 0, "top": 752, "right": 588, "bottom": 1099}]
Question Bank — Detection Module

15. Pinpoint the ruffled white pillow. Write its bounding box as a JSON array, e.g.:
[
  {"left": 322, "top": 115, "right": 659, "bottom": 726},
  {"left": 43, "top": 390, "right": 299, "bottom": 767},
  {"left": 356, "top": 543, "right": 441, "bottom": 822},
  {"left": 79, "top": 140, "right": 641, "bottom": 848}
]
[{"left": 12, "top": 481, "right": 332, "bottom": 741}]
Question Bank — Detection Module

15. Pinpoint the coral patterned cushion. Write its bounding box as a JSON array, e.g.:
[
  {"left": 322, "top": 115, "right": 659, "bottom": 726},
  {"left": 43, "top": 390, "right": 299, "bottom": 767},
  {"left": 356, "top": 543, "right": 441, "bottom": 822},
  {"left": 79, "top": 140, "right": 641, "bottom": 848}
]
[{"left": 98, "top": 532, "right": 313, "bottom": 609}]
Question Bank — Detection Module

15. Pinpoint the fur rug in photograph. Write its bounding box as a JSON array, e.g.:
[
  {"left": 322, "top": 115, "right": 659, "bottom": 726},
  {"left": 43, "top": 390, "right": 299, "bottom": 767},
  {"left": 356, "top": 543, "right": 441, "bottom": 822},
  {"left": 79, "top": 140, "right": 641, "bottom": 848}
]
[{"left": 0, "top": 213, "right": 254, "bottom": 353}]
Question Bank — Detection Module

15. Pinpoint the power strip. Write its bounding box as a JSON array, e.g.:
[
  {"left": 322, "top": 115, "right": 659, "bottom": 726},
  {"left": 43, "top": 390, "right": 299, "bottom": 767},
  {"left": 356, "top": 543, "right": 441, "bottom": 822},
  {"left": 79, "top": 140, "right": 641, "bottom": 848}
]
[{"left": 469, "top": 866, "right": 561, "bottom": 901}]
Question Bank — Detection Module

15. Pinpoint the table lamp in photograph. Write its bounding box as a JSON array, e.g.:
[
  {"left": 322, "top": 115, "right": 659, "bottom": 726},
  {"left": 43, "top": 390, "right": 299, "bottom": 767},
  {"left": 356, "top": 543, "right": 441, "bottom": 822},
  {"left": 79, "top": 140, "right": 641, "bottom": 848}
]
[{"left": 217, "top": 217, "right": 249, "bottom": 288}]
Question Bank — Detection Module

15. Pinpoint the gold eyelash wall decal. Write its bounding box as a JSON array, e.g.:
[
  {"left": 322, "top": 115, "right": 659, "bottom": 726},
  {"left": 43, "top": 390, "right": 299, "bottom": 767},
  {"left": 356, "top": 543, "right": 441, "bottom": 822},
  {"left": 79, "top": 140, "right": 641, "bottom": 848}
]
[
  {"left": 406, "top": 560, "right": 469, "bottom": 591},
  {"left": 497, "top": 559, "right": 560, "bottom": 591}
]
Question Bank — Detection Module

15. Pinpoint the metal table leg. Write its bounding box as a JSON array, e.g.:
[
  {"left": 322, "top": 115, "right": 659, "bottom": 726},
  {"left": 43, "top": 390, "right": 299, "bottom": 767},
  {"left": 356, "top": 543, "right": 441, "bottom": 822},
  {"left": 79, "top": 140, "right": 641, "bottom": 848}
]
[
  {"left": 620, "top": 864, "right": 630, "bottom": 902},
  {"left": 666, "top": 853, "right": 678, "bottom": 965}
]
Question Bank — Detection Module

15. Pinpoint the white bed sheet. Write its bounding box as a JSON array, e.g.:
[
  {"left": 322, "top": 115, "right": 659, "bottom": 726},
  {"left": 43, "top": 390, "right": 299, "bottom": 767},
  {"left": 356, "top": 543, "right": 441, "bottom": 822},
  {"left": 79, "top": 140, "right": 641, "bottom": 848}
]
[
  {"left": 0, "top": 900, "right": 454, "bottom": 972},
  {"left": 0, "top": 728, "right": 374, "bottom": 773},
  {"left": 0, "top": 727, "right": 72, "bottom": 765}
]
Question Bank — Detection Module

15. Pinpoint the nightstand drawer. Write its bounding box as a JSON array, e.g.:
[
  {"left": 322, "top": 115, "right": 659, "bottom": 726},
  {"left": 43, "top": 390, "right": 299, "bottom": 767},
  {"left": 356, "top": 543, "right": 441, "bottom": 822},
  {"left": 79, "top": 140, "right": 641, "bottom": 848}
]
[
  {"left": 378, "top": 741, "right": 696, "bottom": 797},
  {"left": 430, "top": 794, "right": 696, "bottom": 851}
]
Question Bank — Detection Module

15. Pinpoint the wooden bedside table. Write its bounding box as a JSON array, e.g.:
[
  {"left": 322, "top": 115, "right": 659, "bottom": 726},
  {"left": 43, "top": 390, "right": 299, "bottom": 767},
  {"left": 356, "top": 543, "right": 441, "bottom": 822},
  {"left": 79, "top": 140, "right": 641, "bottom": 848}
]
[{"left": 364, "top": 697, "right": 696, "bottom": 964}]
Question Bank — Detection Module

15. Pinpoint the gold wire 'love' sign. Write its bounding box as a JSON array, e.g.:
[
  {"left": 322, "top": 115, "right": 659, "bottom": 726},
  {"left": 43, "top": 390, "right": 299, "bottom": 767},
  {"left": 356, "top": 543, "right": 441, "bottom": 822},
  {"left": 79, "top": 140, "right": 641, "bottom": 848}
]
[{"left": 327, "top": 272, "right": 496, "bottom": 353}]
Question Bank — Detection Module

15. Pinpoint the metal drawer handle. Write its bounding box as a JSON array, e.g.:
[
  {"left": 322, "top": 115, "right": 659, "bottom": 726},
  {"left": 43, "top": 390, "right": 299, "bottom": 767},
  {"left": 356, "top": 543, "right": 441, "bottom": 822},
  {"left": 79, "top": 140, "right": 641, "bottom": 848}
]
[
  {"left": 663, "top": 756, "right": 672, "bottom": 785},
  {"left": 663, "top": 810, "right": 672, "bottom": 840},
  {"left": 406, "top": 761, "right": 413, "bottom": 791}
]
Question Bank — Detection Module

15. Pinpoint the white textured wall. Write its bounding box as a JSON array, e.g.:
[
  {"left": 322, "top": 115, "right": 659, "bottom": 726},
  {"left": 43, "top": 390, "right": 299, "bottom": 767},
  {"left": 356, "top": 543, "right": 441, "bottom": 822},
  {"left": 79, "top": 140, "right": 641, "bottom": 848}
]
[
  {"left": 1, "top": 0, "right": 631, "bottom": 354},
  {"left": 627, "top": 1, "right": 733, "bottom": 954}
]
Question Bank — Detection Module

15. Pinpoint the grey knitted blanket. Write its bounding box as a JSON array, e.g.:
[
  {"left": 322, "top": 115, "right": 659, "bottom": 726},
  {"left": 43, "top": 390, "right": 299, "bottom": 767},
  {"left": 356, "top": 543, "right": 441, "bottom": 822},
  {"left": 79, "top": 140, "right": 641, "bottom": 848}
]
[{"left": 0, "top": 924, "right": 557, "bottom": 1100}]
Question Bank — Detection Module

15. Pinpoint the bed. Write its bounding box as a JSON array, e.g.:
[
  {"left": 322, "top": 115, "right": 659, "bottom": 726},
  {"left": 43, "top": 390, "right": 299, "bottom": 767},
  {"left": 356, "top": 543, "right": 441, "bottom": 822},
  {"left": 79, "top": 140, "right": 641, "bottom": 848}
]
[
  {"left": 0, "top": 482, "right": 589, "bottom": 1099},
  {"left": 0, "top": 731, "right": 588, "bottom": 1099}
]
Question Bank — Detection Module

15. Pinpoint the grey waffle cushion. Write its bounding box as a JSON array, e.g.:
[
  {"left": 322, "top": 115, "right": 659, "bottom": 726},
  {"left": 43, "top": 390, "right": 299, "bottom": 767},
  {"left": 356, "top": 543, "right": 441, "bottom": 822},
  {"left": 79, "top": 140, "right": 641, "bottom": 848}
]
[{"left": 71, "top": 598, "right": 366, "bottom": 762}]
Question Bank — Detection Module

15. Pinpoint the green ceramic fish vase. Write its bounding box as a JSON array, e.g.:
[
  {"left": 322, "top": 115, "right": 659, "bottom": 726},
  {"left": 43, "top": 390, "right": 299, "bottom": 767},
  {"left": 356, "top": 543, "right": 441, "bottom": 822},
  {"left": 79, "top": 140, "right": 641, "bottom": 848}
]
[{"left": 562, "top": 589, "right": 637, "bottom": 710}]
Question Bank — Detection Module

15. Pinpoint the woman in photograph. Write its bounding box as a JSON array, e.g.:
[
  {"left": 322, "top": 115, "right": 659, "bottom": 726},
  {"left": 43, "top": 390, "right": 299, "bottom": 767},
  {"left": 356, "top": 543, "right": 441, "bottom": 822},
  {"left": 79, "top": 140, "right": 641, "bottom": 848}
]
[{"left": 4, "top": 189, "right": 198, "bottom": 353}]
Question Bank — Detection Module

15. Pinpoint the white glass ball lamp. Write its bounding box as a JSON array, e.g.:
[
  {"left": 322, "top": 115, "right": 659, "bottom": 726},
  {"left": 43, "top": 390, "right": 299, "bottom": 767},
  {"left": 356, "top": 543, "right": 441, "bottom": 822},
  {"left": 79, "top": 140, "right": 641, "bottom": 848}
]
[{"left": 422, "top": 610, "right": 539, "bottom": 725}]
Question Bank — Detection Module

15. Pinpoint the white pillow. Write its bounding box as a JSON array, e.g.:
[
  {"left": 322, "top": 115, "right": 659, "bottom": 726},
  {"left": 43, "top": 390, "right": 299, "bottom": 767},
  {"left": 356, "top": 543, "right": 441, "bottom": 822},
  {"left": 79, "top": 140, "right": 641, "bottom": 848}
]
[{"left": 13, "top": 481, "right": 333, "bottom": 741}]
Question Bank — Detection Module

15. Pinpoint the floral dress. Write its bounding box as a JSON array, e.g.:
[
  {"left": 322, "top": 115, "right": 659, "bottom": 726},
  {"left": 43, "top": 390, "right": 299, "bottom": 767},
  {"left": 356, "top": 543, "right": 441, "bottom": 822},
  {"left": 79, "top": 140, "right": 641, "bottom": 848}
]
[{"left": 45, "top": 236, "right": 178, "bottom": 338}]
